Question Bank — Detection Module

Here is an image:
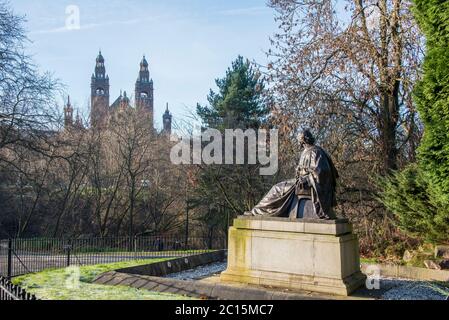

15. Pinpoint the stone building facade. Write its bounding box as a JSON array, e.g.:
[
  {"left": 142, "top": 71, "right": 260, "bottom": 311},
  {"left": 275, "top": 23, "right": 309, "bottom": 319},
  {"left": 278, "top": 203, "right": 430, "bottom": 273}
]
[{"left": 64, "top": 51, "right": 172, "bottom": 135}]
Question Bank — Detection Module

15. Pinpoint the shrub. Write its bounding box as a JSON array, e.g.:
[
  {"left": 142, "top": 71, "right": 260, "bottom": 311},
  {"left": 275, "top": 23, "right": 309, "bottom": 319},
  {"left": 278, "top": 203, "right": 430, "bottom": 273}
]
[{"left": 378, "top": 164, "right": 449, "bottom": 243}]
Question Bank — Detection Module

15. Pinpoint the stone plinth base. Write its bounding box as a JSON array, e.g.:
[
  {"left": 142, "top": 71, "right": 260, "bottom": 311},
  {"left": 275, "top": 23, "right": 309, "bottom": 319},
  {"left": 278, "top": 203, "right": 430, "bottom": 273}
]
[{"left": 220, "top": 216, "right": 366, "bottom": 296}]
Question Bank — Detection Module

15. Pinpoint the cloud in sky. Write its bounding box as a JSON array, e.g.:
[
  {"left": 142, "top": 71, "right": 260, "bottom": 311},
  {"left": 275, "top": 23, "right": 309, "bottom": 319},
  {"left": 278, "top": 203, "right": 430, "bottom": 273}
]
[
  {"left": 218, "top": 6, "right": 270, "bottom": 16},
  {"left": 30, "top": 17, "right": 155, "bottom": 35},
  {"left": 30, "top": 4, "right": 271, "bottom": 35}
]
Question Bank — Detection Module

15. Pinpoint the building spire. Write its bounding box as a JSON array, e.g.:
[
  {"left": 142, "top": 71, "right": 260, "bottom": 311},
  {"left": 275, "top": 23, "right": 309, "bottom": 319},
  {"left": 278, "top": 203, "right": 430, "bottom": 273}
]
[
  {"left": 91, "top": 50, "right": 110, "bottom": 128},
  {"left": 64, "top": 94, "right": 74, "bottom": 129},
  {"left": 74, "top": 109, "right": 84, "bottom": 129},
  {"left": 141, "top": 54, "right": 148, "bottom": 68},
  {"left": 163, "top": 102, "right": 172, "bottom": 135},
  {"left": 135, "top": 54, "right": 154, "bottom": 129}
]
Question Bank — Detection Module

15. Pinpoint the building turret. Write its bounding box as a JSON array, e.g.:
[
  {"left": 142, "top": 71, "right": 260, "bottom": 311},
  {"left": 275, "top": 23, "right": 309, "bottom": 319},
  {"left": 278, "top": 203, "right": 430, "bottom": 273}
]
[
  {"left": 120, "top": 91, "right": 130, "bottom": 110},
  {"left": 91, "top": 50, "right": 110, "bottom": 128},
  {"left": 74, "top": 110, "right": 84, "bottom": 129},
  {"left": 162, "top": 103, "right": 172, "bottom": 136},
  {"left": 64, "top": 96, "right": 73, "bottom": 128},
  {"left": 135, "top": 55, "right": 154, "bottom": 128}
]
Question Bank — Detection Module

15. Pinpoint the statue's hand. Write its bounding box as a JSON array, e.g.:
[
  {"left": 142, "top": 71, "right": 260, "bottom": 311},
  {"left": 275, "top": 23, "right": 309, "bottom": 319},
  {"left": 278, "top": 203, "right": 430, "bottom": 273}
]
[{"left": 295, "top": 166, "right": 301, "bottom": 179}]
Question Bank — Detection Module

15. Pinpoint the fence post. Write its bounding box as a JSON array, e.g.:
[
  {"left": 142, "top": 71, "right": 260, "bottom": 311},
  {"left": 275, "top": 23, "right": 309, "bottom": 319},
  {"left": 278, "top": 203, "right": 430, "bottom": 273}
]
[
  {"left": 133, "top": 236, "right": 137, "bottom": 260},
  {"left": 66, "top": 240, "right": 71, "bottom": 267},
  {"left": 7, "top": 239, "right": 12, "bottom": 279},
  {"left": 185, "top": 202, "right": 189, "bottom": 250}
]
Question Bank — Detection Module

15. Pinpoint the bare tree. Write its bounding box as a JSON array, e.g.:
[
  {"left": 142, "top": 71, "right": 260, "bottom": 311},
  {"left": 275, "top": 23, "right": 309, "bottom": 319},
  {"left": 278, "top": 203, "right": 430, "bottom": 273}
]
[
  {"left": 267, "top": 0, "right": 423, "bottom": 171},
  {"left": 0, "top": 1, "right": 60, "bottom": 237},
  {"left": 265, "top": 0, "right": 424, "bottom": 255},
  {"left": 0, "top": 1, "right": 60, "bottom": 164}
]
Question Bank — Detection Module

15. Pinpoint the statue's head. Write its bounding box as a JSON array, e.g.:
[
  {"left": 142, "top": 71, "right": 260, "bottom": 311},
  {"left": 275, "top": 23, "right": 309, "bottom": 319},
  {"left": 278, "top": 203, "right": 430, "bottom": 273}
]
[{"left": 298, "top": 129, "right": 315, "bottom": 147}]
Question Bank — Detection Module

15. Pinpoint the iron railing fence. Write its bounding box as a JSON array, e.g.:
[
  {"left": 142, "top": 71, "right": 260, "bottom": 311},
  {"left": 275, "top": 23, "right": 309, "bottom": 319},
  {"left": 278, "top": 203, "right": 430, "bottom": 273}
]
[
  {"left": 0, "top": 276, "right": 37, "bottom": 300},
  {"left": 0, "top": 236, "right": 226, "bottom": 278}
]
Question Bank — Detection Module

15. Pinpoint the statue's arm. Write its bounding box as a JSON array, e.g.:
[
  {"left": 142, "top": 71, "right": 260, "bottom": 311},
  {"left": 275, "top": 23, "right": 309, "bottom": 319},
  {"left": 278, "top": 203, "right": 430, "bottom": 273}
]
[{"left": 309, "top": 150, "right": 327, "bottom": 182}]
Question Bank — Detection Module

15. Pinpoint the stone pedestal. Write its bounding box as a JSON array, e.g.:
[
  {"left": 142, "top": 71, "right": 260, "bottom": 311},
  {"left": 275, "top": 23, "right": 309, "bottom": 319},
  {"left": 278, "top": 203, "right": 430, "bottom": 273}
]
[{"left": 220, "top": 216, "right": 366, "bottom": 296}]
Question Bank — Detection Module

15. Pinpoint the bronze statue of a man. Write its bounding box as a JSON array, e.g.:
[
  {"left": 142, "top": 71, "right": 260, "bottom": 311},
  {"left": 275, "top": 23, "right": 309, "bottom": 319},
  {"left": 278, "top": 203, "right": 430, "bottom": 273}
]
[{"left": 247, "top": 129, "right": 339, "bottom": 220}]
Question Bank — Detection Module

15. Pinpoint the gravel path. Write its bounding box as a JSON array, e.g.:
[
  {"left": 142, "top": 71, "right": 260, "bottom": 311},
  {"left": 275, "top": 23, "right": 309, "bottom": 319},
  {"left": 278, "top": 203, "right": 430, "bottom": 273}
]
[
  {"left": 379, "top": 278, "right": 448, "bottom": 300},
  {"left": 165, "top": 262, "right": 227, "bottom": 280},
  {"left": 165, "top": 262, "right": 449, "bottom": 300}
]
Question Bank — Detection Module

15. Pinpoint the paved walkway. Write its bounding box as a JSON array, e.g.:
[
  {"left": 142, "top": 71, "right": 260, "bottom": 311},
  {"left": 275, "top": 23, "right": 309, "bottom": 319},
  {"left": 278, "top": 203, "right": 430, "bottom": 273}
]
[
  {"left": 94, "top": 261, "right": 449, "bottom": 300},
  {"left": 94, "top": 271, "right": 372, "bottom": 300}
]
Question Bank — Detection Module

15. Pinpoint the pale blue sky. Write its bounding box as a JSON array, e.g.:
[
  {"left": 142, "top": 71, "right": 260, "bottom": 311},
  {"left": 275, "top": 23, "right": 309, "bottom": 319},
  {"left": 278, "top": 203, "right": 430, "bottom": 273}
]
[{"left": 11, "top": 0, "right": 276, "bottom": 129}]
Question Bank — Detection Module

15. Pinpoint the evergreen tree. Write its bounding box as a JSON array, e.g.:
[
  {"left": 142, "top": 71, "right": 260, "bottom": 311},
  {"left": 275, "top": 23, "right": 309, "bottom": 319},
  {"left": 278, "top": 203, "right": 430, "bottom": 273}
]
[
  {"left": 379, "top": 0, "right": 449, "bottom": 244},
  {"left": 196, "top": 56, "right": 268, "bottom": 129},
  {"left": 191, "top": 57, "right": 273, "bottom": 237},
  {"left": 413, "top": 0, "right": 449, "bottom": 202}
]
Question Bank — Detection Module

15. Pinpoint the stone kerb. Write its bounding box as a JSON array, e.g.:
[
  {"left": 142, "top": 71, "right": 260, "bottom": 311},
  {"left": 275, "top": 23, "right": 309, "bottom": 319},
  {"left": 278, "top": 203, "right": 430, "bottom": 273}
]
[{"left": 116, "top": 250, "right": 226, "bottom": 277}]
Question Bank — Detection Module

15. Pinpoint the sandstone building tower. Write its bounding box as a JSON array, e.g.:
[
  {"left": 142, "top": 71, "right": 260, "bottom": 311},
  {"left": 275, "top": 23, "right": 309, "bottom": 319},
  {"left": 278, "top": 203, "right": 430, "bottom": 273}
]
[
  {"left": 90, "top": 51, "right": 110, "bottom": 128},
  {"left": 66, "top": 51, "right": 172, "bottom": 133}
]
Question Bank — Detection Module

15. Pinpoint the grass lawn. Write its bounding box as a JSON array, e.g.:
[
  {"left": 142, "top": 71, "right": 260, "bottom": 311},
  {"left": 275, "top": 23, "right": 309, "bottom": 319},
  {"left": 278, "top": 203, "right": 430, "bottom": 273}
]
[{"left": 12, "top": 259, "right": 196, "bottom": 300}]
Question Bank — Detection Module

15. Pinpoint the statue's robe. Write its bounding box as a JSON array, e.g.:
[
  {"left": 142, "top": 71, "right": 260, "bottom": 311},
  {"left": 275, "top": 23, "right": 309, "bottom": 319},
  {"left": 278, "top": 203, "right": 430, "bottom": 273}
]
[{"left": 250, "top": 145, "right": 339, "bottom": 220}]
